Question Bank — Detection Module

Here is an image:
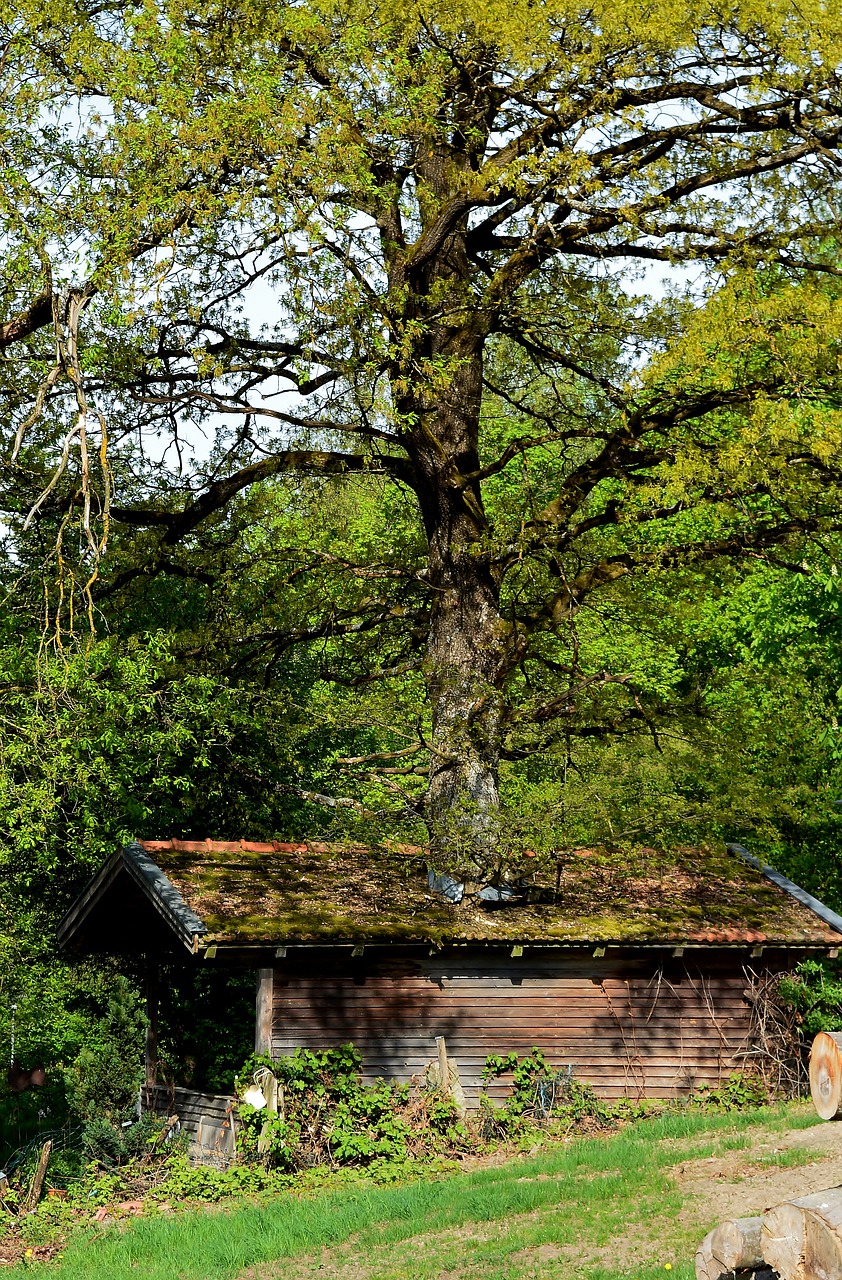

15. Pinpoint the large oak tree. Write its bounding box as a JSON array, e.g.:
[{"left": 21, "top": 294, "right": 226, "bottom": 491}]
[{"left": 2, "top": 0, "right": 842, "bottom": 879}]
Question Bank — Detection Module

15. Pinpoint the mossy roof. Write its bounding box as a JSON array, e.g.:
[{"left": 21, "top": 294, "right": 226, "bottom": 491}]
[{"left": 136, "top": 839, "right": 842, "bottom": 948}]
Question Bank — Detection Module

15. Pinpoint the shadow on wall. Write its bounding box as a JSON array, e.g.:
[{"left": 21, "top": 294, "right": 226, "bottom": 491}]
[
  {"left": 269, "top": 951, "right": 763, "bottom": 1105},
  {"left": 272, "top": 956, "right": 461, "bottom": 1083}
]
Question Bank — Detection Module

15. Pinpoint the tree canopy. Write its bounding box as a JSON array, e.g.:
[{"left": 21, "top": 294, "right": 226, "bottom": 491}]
[{"left": 2, "top": 0, "right": 842, "bottom": 882}]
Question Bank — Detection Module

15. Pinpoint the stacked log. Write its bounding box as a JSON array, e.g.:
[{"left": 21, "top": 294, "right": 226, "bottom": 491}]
[
  {"left": 764, "top": 1189, "right": 842, "bottom": 1280},
  {"left": 696, "top": 1218, "right": 764, "bottom": 1280},
  {"left": 697, "top": 1191, "right": 842, "bottom": 1280},
  {"left": 693, "top": 1030, "right": 842, "bottom": 1280}
]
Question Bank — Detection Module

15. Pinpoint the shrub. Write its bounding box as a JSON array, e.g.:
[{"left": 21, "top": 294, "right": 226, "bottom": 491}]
[
  {"left": 81, "top": 1111, "right": 162, "bottom": 1168},
  {"left": 690, "top": 1072, "right": 769, "bottom": 1111},
  {"left": 779, "top": 958, "right": 842, "bottom": 1037},
  {"left": 63, "top": 976, "right": 145, "bottom": 1125},
  {"left": 234, "top": 1046, "right": 464, "bottom": 1171},
  {"left": 479, "top": 1048, "right": 620, "bottom": 1136}
]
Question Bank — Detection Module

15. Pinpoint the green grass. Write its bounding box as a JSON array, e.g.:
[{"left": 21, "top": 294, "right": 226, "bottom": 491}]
[
  {"left": 752, "top": 1145, "right": 822, "bottom": 1169},
  {"left": 10, "top": 1104, "right": 823, "bottom": 1280}
]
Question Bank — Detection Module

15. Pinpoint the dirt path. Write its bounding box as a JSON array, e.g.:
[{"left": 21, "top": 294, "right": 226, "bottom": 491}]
[{"left": 675, "top": 1118, "right": 842, "bottom": 1226}]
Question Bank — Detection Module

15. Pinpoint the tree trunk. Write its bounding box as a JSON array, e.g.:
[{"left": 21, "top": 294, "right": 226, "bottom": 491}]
[
  {"left": 394, "top": 125, "right": 506, "bottom": 882},
  {"left": 410, "top": 344, "right": 508, "bottom": 883},
  {"left": 424, "top": 530, "right": 505, "bottom": 879}
]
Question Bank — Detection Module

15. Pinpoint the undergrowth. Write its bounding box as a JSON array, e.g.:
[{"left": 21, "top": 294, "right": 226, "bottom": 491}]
[
  {"left": 0, "top": 1103, "right": 821, "bottom": 1280},
  {"left": 779, "top": 957, "right": 842, "bottom": 1036},
  {"left": 0, "top": 1044, "right": 782, "bottom": 1261}
]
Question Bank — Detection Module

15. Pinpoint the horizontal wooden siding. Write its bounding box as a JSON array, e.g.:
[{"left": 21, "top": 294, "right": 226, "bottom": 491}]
[
  {"left": 141, "top": 1084, "right": 237, "bottom": 1164},
  {"left": 269, "top": 949, "right": 775, "bottom": 1106}
]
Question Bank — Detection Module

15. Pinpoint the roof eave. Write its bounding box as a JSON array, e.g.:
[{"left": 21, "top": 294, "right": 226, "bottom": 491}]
[
  {"left": 195, "top": 935, "right": 837, "bottom": 951},
  {"left": 57, "top": 841, "right": 208, "bottom": 953}
]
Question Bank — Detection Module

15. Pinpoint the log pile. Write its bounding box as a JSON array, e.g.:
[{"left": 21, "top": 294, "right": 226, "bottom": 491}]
[
  {"left": 695, "top": 1032, "right": 842, "bottom": 1280},
  {"left": 696, "top": 1191, "right": 842, "bottom": 1280}
]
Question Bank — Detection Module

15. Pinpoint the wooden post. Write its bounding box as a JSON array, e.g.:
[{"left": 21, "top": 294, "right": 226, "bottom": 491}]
[
  {"left": 145, "top": 958, "right": 159, "bottom": 1098},
  {"left": 435, "top": 1035, "right": 449, "bottom": 1089},
  {"left": 434, "top": 1035, "right": 467, "bottom": 1118},
  {"left": 255, "top": 968, "right": 273, "bottom": 1054},
  {"left": 258, "top": 1071, "right": 279, "bottom": 1155},
  {"left": 23, "top": 1140, "right": 51, "bottom": 1213}
]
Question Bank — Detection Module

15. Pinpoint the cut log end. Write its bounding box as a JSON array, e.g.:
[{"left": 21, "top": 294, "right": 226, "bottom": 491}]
[
  {"left": 761, "top": 1201, "right": 807, "bottom": 1280},
  {"left": 696, "top": 1230, "right": 725, "bottom": 1280},
  {"left": 810, "top": 1032, "right": 842, "bottom": 1121}
]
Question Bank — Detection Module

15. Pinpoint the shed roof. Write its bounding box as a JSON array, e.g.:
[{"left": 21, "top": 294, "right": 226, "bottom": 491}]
[{"left": 58, "top": 837, "right": 842, "bottom": 954}]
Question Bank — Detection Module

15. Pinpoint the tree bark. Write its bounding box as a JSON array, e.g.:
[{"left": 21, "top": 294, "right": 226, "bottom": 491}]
[
  {"left": 409, "top": 346, "right": 508, "bottom": 881},
  {"left": 709, "top": 1218, "right": 764, "bottom": 1272},
  {"left": 392, "top": 118, "right": 509, "bottom": 880}
]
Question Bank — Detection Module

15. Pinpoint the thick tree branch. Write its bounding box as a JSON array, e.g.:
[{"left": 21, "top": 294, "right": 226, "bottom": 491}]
[{"left": 109, "top": 450, "right": 418, "bottom": 540}]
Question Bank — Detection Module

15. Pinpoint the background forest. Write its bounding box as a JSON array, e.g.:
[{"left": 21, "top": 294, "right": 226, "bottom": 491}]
[
  {"left": 3, "top": 428, "right": 842, "bottom": 1108},
  {"left": 2, "top": 0, "right": 842, "bottom": 1138}
]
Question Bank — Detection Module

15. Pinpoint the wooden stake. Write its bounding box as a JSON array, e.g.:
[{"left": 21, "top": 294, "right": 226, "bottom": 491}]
[
  {"left": 435, "top": 1036, "right": 448, "bottom": 1090},
  {"left": 258, "top": 1071, "right": 279, "bottom": 1155},
  {"left": 23, "top": 1140, "right": 51, "bottom": 1213},
  {"left": 434, "top": 1036, "right": 467, "bottom": 1118}
]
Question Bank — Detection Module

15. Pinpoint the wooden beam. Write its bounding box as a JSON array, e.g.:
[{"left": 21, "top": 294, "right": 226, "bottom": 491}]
[
  {"left": 145, "top": 959, "right": 160, "bottom": 1096},
  {"left": 255, "top": 968, "right": 273, "bottom": 1054}
]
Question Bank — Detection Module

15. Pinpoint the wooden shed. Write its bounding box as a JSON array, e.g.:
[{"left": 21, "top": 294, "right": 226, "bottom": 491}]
[{"left": 58, "top": 839, "right": 842, "bottom": 1106}]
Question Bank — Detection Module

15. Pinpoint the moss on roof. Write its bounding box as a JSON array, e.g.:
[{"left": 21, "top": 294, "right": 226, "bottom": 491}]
[{"left": 137, "top": 839, "right": 840, "bottom": 947}]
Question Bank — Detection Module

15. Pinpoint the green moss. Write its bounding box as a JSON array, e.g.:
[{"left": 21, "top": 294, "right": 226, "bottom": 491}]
[{"left": 155, "top": 842, "right": 835, "bottom": 949}]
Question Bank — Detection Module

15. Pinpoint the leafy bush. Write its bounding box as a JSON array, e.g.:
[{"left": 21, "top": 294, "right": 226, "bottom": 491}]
[
  {"left": 63, "top": 976, "right": 146, "bottom": 1126},
  {"left": 81, "top": 1111, "right": 162, "bottom": 1168},
  {"left": 153, "top": 1155, "right": 286, "bottom": 1203},
  {"left": 235, "top": 1046, "right": 464, "bottom": 1171},
  {"left": 779, "top": 958, "right": 842, "bottom": 1037},
  {"left": 479, "top": 1048, "right": 622, "bottom": 1135},
  {"left": 690, "top": 1072, "right": 769, "bottom": 1111}
]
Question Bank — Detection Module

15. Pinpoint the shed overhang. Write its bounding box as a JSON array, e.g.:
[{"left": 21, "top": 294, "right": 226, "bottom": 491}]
[{"left": 57, "top": 841, "right": 207, "bottom": 954}]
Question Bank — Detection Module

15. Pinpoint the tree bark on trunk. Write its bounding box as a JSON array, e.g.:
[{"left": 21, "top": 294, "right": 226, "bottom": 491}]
[
  {"left": 424, "top": 534, "right": 505, "bottom": 879},
  {"left": 408, "top": 345, "right": 508, "bottom": 882},
  {"left": 391, "top": 119, "right": 508, "bottom": 881}
]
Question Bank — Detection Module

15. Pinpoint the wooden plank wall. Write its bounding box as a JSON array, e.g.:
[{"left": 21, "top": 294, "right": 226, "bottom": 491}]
[{"left": 269, "top": 949, "right": 772, "bottom": 1106}]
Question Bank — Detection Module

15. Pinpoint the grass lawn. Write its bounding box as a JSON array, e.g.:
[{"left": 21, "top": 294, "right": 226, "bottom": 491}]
[{"left": 8, "top": 1104, "right": 825, "bottom": 1280}]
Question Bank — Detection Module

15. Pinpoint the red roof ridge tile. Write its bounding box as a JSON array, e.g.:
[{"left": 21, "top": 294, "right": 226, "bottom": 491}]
[{"left": 139, "top": 837, "right": 298, "bottom": 854}]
